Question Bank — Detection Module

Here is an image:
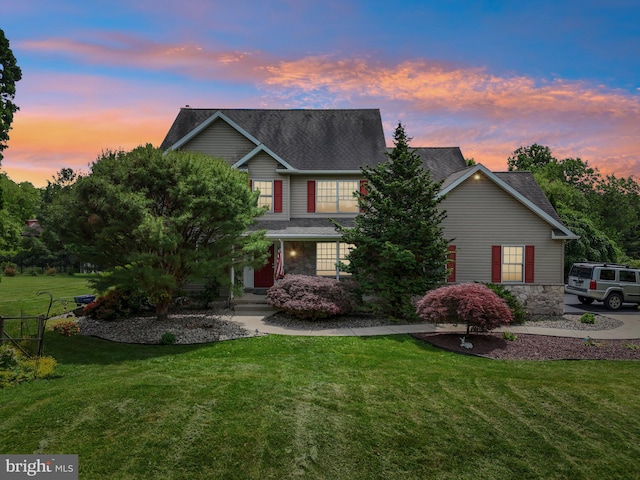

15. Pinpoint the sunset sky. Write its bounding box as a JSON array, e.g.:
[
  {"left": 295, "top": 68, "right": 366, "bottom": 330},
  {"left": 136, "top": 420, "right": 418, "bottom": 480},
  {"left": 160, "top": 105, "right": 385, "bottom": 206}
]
[{"left": 2, "top": 0, "right": 639, "bottom": 187}]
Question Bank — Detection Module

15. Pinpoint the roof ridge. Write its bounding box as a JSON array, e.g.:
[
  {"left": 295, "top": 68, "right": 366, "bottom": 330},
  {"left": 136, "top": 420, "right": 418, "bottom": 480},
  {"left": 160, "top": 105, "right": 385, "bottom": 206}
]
[{"left": 180, "top": 107, "right": 381, "bottom": 112}]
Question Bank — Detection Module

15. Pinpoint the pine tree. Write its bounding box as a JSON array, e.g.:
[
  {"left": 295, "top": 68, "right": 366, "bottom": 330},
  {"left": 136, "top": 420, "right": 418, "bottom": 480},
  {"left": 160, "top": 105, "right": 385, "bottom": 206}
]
[{"left": 336, "top": 123, "right": 450, "bottom": 319}]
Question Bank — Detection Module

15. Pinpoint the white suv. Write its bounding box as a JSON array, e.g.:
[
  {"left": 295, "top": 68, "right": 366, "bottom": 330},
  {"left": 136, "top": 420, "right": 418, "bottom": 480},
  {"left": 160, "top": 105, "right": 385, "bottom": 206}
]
[{"left": 565, "top": 262, "right": 640, "bottom": 310}]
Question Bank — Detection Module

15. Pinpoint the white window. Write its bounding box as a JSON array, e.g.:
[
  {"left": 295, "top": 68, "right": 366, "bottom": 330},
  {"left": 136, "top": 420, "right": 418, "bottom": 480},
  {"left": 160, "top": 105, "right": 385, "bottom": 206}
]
[
  {"left": 316, "top": 242, "right": 354, "bottom": 277},
  {"left": 502, "top": 246, "right": 524, "bottom": 282},
  {"left": 316, "top": 180, "right": 359, "bottom": 213},
  {"left": 253, "top": 180, "right": 273, "bottom": 211}
]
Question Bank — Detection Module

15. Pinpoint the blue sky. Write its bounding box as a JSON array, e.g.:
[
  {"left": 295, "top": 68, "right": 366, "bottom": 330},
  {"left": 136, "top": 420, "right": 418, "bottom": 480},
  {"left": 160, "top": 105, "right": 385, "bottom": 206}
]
[{"left": 2, "top": 0, "right": 639, "bottom": 186}]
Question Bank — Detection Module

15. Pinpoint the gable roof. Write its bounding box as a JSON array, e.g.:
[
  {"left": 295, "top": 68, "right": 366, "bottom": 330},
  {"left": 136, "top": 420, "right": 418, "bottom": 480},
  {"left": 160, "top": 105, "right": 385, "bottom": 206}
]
[
  {"left": 385, "top": 147, "right": 467, "bottom": 182},
  {"left": 441, "top": 164, "right": 578, "bottom": 239},
  {"left": 161, "top": 108, "right": 388, "bottom": 171}
]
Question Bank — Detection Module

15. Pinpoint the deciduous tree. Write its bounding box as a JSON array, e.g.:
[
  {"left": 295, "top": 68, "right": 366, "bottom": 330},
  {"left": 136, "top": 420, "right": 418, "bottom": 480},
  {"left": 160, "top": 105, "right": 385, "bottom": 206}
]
[
  {"left": 0, "top": 29, "right": 22, "bottom": 163},
  {"left": 507, "top": 144, "right": 640, "bottom": 264}
]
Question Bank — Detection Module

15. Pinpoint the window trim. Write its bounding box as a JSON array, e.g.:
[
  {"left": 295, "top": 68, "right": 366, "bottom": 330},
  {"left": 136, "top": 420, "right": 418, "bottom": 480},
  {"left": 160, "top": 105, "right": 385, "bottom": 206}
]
[
  {"left": 252, "top": 179, "right": 283, "bottom": 213},
  {"left": 501, "top": 245, "right": 525, "bottom": 283},
  {"left": 492, "top": 244, "right": 534, "bottom": 284},
  {"left": 315, "top": 180, "right": 360, "bottom": 213},
  {"left": 316, "top": 241, "right": 354, "bottom": 278}
]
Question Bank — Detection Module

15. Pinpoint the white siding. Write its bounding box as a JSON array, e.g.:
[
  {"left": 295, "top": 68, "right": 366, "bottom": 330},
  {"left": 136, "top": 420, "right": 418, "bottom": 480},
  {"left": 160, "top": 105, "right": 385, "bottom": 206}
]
[{"left": 441, "top": 175, "right": 564, "bottom": 284}]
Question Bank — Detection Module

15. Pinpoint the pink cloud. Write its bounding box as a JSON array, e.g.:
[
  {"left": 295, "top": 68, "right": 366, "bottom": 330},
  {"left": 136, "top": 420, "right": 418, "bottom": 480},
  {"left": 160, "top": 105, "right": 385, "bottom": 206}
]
[
  {"left": 6, "top": 38, "right": 640, "bottom": 183},
  {"left": 259, "top": 55, "right": 640, "bottom": 177},
  {"left": 20, "top": 35, "right": 269, "bottom": 82}
]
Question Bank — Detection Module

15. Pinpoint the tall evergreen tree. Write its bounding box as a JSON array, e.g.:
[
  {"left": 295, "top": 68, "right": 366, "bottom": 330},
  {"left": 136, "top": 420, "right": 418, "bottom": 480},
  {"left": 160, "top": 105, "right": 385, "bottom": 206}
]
[{"left": 336, "top": 123, "right": 450, "bottom": 319}]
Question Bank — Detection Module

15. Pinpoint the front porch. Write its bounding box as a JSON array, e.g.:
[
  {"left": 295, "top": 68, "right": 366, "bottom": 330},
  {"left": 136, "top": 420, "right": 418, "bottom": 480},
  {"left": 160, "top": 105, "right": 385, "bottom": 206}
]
[{"left": 232, "top": 290, "right": 275, "bottom": 314}]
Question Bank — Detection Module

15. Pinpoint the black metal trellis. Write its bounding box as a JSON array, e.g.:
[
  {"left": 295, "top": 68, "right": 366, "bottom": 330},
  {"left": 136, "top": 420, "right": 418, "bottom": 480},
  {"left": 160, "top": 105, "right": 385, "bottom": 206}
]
[{"left": 0, "top": 313, "right": 47, "bottom": 358}]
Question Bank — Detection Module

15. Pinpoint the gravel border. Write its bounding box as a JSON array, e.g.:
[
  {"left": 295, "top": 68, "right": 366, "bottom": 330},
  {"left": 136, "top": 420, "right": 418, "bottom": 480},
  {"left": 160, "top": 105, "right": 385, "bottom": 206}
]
[
  {"left": 72, "top": 310, "right": 624, "bottom": 345},
  {"left": 77, "top": 310, "right": 265, "bottom": 345},
  {"left": 523, "top": 314, "right": 623, "bottom": 331}
]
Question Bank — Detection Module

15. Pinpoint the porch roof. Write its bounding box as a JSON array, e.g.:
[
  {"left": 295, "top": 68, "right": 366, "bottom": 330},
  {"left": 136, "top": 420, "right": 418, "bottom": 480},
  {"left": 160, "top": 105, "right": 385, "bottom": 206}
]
[{"left": 250, "top": 218, "right": 355, "bottom": 240}]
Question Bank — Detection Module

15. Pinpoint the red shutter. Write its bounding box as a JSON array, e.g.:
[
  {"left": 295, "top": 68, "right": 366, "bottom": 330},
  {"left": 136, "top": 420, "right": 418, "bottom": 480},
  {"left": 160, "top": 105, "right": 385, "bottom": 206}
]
[
  {"left": 274, "top": 180, "right": 283, "bottom": 213},
  {"left": 307, "top": 180, "right": 316, "bottom": 213},
  {"left": 249, "top": 179, "right": 252, "bottom": 189},
  {"left": 359, "top": 180, "right": 368, "bottom": 213},
  {"left": 525, "top": 245, "right": 535, "bottom": 283},
  {"left": 447, "top": 245, "right": 456, "bottom": 283},
  {"left": 491, "top": 245, "right": 502, "bottom": 283}
]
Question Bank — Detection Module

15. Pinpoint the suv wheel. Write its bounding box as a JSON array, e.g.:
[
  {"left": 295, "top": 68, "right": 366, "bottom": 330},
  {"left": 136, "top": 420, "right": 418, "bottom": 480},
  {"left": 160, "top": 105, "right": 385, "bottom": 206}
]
[
  {"left": 604, "top": 292, "right": 623, "bottom": 311},
  {"left": 577, "top": 296, "right": 595, "bottom": 305}
]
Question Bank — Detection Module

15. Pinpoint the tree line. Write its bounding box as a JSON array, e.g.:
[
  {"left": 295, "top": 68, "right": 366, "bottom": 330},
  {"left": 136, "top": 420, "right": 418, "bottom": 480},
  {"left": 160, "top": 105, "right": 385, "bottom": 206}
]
[{"left": 507, "top": 144, "right": 640, "bottom": 268}]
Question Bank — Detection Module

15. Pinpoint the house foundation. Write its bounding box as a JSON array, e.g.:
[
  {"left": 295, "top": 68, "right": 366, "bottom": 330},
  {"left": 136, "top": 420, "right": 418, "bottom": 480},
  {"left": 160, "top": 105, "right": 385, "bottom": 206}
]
[{"left": 502, "top": 284, "right": 565, "bottom": 318}]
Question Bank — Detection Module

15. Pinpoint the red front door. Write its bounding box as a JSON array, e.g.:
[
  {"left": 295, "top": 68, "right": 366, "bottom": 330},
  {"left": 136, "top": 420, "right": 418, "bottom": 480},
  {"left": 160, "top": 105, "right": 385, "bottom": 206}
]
[{"left": 254, "top": 245, "right": 274, "bottom": 288}]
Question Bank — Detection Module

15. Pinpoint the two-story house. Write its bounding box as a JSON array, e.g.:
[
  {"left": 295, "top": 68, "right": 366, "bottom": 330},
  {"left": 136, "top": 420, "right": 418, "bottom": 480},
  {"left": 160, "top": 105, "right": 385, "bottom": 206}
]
[{"left": 160, "top": 108, "right": 577, "bottom": 316}]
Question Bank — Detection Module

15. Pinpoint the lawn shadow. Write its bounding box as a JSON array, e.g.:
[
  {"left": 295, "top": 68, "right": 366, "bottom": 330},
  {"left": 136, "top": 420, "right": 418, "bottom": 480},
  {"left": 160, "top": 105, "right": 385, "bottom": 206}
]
[{"left": 43, "top": 331, "right": 234, "bottom": 366}]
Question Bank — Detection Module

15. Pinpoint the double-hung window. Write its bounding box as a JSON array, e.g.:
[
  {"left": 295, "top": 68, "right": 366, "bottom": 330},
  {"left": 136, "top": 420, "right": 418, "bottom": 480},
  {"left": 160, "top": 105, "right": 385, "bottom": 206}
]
[
  {"left": 252, "top": 180, "right": 283, "bottom": 213},
  {"left": 316, "top": 180, "right": 359, "bottom": 213},
  {"left": 501, "top": 246, "right": 524, "bottom": 282},
  {"left": 253, "top": 180, "right": 273, "bottom": 211},
  {"left": 316, "top": 242, "right": 354, "bottom": 277},
  {"left": 492, "top": 245, "right": 535, "bottom": 283}
]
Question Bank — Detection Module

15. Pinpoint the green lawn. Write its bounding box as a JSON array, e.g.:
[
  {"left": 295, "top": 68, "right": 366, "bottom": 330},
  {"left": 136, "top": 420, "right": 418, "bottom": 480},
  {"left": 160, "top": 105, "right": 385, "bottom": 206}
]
[
  {"left": 0, "top": 274, "right": 95, "bottom": 318},
  {"left": 1, "top": 332, "right": 639, "bottom": 479}
]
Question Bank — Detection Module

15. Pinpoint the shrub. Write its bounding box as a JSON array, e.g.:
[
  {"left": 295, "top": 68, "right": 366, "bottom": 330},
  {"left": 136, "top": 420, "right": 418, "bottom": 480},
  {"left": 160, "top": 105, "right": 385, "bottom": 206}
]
[
  {"left": 0, "top": 345, "right": 57, "bottom": 387},
  {"left": 3, "top": 263, "right": 17, "bottom": 276},
  {"left": 83, "top": 288, "right": 151, "bottom": 321},
  {"left": 23, "top": 356, "right": 57, "bottom": 379},
  {"left": 23, "top": 267, "right": 40, "bottom": 276},
  {"left": 0, "top": 344, "right": 20, "bottom": 369},
  {"left": 580, "top": 313, "right": 596, "bottom": 324},
  {"left": 266, "top": 274, "right": 356, "bottom": 320},
  {"left": 483, "top": 283, "right": 528, "bottom": 324},
  {"left": 160, "top": 332, "right": 176, "bottom": 345},
  {"left": 416, "top": 283, "right": 513, "bottom": 335},
  {"left": 196, "top": 277, "right": 221, "bottom": 309},
  {"left": 502, "top": 331, "right": 518, "bottom": 341},
  {"left": 52, "top": 320, "right": 80, "bottom": 336}
]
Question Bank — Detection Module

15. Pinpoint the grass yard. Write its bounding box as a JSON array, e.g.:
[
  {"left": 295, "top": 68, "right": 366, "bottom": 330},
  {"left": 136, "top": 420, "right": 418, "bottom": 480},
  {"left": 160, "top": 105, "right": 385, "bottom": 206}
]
[
  {"left": 1, "top": 332, "right": 639, "bottom": 479},
  {"left": 0, "top": 274, "right": 95, "bottom": 318}
]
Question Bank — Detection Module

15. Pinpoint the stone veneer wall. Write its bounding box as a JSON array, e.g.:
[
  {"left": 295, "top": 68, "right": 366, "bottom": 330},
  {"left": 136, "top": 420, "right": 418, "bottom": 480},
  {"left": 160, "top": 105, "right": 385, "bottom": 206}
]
[
  {"left": 282, "top": 241, "right": 316, "bottom": 276},
  {"left": 502, "top": 284, "right": 565, "bottom": 318}
]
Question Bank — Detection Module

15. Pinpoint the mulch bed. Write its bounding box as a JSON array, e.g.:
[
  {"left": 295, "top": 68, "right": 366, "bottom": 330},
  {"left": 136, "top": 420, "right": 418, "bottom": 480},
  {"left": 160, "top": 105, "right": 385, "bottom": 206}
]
[{"left": 411, "top": 333, "right": 640, "bottom": 361}]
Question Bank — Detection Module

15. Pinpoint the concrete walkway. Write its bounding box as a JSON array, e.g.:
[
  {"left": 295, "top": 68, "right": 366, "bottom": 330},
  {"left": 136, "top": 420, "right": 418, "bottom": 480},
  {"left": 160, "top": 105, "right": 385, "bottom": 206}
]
[{"left": 231, "top": 311, "right": 640, "bottom": 340}]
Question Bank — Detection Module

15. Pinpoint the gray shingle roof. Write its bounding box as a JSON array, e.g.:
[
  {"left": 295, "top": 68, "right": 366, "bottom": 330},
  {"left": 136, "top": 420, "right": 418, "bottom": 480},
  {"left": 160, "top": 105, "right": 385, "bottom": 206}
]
[
  {"left": 385, "top": 147, "right": 467, "bottom": 182},
  {"left": 161, "top": 108, "right": 569, "bottom": 233},
  {"left": 249, "top": 218, "right": 354, "bottom": 238},
  {"left": 494, "top": 171, "right": 563, "bottom": 223},
  {"left": 161, "top": 108, "right": 388, "bottom": 170}
]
